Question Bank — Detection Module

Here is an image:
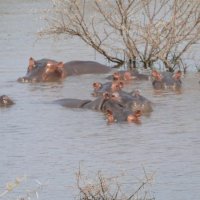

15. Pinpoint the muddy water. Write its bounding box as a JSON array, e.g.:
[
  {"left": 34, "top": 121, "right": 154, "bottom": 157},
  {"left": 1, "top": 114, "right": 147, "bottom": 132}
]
[{"left": 0, "top": 1, "right": 200, "bottom": 200}]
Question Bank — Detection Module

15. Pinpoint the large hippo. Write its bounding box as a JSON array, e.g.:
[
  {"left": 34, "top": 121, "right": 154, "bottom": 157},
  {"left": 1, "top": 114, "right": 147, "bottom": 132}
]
[
  {"left": 18, "top": 57, "right": 111, "bottom": 83},
  {"left": 151, "top": 70, "right": 182, "bottom": 90},
  {"left": 0, "top": 95, "right": 14, "bottom": 107},
  {"left": 54, "top": 94, "right": 141, "bottom": 124},
  {"left": 54, "top": 92, "right": 123, "bottom": 112}
]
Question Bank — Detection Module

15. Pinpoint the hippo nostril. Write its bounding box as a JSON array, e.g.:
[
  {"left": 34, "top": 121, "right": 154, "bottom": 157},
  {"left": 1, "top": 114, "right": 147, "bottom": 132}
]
[
  {"left": 23, "top": 78, "right": 28, "bottom": 83},
  {"left": 32, "top": 78, "right": 37, "bottom": 82}
]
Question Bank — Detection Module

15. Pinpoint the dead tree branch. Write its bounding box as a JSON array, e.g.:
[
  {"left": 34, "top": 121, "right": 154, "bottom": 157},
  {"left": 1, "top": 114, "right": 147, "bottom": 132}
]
[{"left": 40, "top": 0, "right": 200, "bottom": 70}]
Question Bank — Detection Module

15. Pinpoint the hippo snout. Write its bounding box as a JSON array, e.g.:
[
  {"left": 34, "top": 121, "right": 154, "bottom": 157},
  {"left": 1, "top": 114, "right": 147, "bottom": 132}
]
[
  {"left": 17, "top": 77, "right": 30, "bottom": 83},
  {"left": 18, "top": 77, "right": 39, "bottom": 83}
]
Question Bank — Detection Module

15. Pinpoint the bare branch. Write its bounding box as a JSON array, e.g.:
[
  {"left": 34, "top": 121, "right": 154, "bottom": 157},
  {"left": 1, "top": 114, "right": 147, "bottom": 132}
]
[{"left": 40, "top": 0, "right": 200, "bottom": 70}]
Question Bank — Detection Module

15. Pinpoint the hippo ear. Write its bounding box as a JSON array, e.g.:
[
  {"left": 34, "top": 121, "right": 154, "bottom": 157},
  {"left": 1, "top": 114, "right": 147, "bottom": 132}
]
[
  {"left": 103, "top": 92, "right": 110, "bottom": 99},
  {"left": 57, "top": 62, "right": 64, "bottom": 69},
  {"left": 28, "top": 57, "right": 36, "bottom": 72},
  {"left": 106, "top": 109, "right": 113, "bottom": 116},
  {"left": 93, "top": 82, "right": 102, "bottom": 90},
  {"left": 173, "top": 70, "right": 182, "bottom": 79},
  {"left": 29, "top": 57, "right": 35, "bottom": 66},
  {"left": 118, "top": 81, "right": 124, "bottom": 88},
  {"left": 56, "top": 62, "right": 65, "bottom": 78}
]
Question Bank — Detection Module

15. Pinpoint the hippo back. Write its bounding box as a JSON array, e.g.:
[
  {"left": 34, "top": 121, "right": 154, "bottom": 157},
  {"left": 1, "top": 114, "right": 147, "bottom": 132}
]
[
  {"left": 64, "top": 61, "right": 111, "bottom": 75},
  {"left": 54, "top": 98, "right": 91, "bottom": 108}
]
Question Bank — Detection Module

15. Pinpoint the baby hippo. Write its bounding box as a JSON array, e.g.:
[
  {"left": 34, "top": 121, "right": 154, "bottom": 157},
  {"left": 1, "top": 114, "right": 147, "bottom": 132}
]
[
  {"left": 18, "top": 57, "right": 111, "bottom": 83},
  {"left": 0, "top": 95, "right": 14, "bottom": 107}
]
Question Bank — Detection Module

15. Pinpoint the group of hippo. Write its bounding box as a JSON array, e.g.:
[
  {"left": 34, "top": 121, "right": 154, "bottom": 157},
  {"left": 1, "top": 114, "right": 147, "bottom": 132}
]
[{"left": 1, "top": 57, "right": 183, "bottom": 124}]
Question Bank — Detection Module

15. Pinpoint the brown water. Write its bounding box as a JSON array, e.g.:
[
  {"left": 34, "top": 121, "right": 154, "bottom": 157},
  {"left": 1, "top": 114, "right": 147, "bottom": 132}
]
[{"left": 1, "top": 1, "right": 200, "bottom": 200}]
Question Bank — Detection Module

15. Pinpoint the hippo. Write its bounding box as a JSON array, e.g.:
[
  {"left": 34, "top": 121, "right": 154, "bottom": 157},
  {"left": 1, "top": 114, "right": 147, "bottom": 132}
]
[
  {"left": 0, "top": 95, "right": 14, "bottom": 107},
  {"left": 18, "top": 57, "right": 111, "bottom": 83},
  {"left": 106, "top": 70, "right": 149, "bottom": 81},
  {"left": 151, "top": 70, "right": 182, "bottom": 90},
  {"left": 54, "top": 93, "right": 142, "bottom": 124},
  {"left": 92, "top": 81, "right": 124, "bottom": 97},
  {"left": 54, "top": 91, "right": 145, "bottom": 124}
]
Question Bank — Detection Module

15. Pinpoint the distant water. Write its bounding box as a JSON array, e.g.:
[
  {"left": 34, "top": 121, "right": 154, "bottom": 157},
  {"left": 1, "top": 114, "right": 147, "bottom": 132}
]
[{"left": 0, "top": 1, "right": 200, "bottom": 200}]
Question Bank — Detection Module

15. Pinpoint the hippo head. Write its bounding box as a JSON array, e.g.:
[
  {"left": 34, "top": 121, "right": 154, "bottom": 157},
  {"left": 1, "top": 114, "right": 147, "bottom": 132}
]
[
  {"left": 151, "top": 70, "right": 163, "bottom": 81},
  {"left": 92, "top": 81, "right": 123, "bottom": 97},
  {"left": 0, "top": 95, "right": 14, "bottom": 107},
  {"left": 105, "top": 109, "right": 141, "bottom": 124},
  {"left": 18, "top": 57, "right": 66, "bottom": 83},
  {"left": 113, "top": 71, "right": 133, "bottom": 81}
]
